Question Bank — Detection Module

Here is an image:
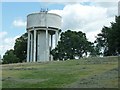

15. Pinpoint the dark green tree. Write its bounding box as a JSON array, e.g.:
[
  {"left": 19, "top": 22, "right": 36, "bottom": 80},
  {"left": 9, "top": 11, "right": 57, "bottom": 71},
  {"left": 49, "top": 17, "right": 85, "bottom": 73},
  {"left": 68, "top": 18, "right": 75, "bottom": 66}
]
[
  {"left": 2, "top": 33, "right": 28, "bottom": 64},
  {"left": 90, "top": 43, "right": 102, "bottom": 56},
  {"left": 2, "top": 49, "right": 19, "bottom": 64},
  {"left": 14, "top": 33, "right": 28, "bottom": 62},
  {"left": 51, "top": 30, "right": 94, "bottom": 60},
  {"left": 95, "top": 16, "right": 120, "bottom": 56}
]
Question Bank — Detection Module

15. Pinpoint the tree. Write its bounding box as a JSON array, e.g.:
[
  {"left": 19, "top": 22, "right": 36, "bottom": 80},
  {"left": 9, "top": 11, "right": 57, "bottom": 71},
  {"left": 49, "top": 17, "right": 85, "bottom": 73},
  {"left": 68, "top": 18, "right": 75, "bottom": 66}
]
[
  {"left": 51, "top": 30, "right": 94, "bottom": 60},
  {"left": 2, "top": 49, "right": 19, "bottom": 64},
  {"left": 88, "top": 43, "right": 101, "bottom": 57},
  {"left": 95, "top": 16, "right": 120, "bottom": 56},
  {"left": 14, "top": 33, "right": 28, "bottom": 62},
  {"left": 2, "top": 33, "right": 28, "bottom": 64}
]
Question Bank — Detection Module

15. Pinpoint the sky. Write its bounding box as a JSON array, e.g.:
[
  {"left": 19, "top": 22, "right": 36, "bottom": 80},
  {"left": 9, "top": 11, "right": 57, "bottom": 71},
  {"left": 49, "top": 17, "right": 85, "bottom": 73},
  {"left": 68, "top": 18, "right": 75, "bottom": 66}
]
[{"left": 0, "top": 0, "right": 119, "bottom": 57}]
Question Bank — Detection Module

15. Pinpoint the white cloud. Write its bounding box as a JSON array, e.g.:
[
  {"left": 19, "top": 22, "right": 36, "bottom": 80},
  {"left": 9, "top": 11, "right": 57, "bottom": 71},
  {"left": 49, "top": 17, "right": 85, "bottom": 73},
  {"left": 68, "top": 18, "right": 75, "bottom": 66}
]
[
  {"left": 0, "top": 31, "right": 20, "bottom": 58},
  {"left": 48, "top": 10, "right": 63, "bottom": 17},
  {"left": 48, "top": 3, "right": 116, "bottom": 42},
  {"left": 62, "top": 4, "right": 108, "bottom": 30},
  {"left": 85, "top": 17, "right": 115, "bottom": 42},
  {"left": 92, "top": 2, "right": 118, "bottom": 17},
  {"left": 118, "top": 1, "right": 120, "bottom": 16},
  {"left": 13, "top": 19, "right": 26, "bottom": 27}
]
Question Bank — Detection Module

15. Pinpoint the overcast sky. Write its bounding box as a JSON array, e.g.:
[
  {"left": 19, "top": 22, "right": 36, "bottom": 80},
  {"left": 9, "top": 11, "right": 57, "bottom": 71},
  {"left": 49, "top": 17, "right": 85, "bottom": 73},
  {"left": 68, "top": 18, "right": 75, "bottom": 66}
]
[{"left": 0, "top": 0, "right": 119, "bottom": 57}]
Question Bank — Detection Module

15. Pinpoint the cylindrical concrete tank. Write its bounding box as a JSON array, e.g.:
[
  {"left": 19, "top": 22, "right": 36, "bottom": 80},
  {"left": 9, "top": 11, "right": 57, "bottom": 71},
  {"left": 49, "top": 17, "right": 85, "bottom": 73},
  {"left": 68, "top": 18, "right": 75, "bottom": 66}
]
[
  {"left": 26, "top": 12, "right": 61, "bottom": 62},
  {"left": 27, "top": 12, "right": 61, "bottom": 29}
]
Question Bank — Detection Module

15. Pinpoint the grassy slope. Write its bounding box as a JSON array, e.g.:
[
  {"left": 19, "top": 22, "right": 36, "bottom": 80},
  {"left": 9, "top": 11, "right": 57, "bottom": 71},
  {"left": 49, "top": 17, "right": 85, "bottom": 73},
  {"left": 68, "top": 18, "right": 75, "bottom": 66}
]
[{"left": 2, "top": 56, "right": 119, "bottom": 88}]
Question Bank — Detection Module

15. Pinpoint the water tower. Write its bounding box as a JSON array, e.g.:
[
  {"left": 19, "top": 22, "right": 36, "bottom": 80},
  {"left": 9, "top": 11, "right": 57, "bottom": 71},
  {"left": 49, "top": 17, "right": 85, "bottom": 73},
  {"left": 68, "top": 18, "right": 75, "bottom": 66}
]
[{"left": 26, "top": 10, "right": 62, "bottom": 62}]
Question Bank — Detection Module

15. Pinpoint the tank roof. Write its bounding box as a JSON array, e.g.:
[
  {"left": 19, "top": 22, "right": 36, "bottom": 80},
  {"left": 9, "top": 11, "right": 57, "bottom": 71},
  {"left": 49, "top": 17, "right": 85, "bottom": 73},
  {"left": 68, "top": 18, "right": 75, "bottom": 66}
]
[{"left": 27, "top": 12, "right": 61, "bottom": 18}]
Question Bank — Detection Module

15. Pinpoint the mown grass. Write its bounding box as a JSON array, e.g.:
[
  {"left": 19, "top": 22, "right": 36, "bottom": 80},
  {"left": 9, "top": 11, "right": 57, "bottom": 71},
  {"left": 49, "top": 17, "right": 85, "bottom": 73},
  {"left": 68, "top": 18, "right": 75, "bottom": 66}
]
[{"left": 2, "top": 56, "right": 119, "bottom": 88}]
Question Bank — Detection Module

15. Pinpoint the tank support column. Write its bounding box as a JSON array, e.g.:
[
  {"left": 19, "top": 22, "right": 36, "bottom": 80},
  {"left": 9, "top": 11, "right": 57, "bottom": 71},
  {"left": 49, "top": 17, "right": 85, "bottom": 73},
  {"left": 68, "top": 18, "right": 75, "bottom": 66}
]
[
  {"left": 50, "top": 35, "right": 53, "bottom": 61},
  {"left": 30, "top": 32, "right": 33, "bottom": 62},
  {"left": 46, "top": 28, "right": 49, "bottom": 61},
  {"left": 27, "top": 31, "right": 30, "bottom": 62},
  {"left": 33, "top": 29, "right": 36, "bottom": 62},
  {"left": 55, "top": 30, "right": 59, "bottom": 47}
]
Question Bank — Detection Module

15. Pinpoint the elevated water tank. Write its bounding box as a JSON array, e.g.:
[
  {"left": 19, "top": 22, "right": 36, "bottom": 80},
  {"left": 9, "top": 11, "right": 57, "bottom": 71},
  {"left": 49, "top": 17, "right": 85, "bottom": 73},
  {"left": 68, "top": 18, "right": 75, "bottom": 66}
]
[
  {"left": 26, "top": 12, "right": 62, "bottom": 62},
  {"left": 27, "top": 12, "right": 61, "bottom": 29}
]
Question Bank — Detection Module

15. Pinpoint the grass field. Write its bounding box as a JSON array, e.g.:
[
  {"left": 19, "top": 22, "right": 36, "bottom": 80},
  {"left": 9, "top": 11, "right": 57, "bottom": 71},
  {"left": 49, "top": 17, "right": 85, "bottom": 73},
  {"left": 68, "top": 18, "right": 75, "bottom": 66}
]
[{"left": 1, "top": 56, "right": 119, "bottom": 88}]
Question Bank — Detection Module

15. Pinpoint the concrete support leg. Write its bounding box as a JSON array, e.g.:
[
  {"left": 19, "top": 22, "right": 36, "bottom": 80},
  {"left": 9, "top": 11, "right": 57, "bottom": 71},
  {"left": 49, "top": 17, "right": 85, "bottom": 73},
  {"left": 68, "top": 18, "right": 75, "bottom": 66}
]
[
  {"left": 46, "top": 28, "right": 49, "bottom": 61},
  {"left": 55, "top": 30, "right": 58, "bottom": 47},
  {"left": 50, "top": 35, "right": 53, "bottom": 61},
  {"left": 37, "top": 32, "right": 40, "bottom": 62},
  {"left": 33, "top": 30, "right": 36, "bottom": 62},
  {"left": 30, "top": 32, "right": 33, "bottom": 62},
  {"left": 51, "top": 35, "right": 53, "bottom": 50},
  {"left": 27, "top": 31, "right": 30, "bottom": 62}
]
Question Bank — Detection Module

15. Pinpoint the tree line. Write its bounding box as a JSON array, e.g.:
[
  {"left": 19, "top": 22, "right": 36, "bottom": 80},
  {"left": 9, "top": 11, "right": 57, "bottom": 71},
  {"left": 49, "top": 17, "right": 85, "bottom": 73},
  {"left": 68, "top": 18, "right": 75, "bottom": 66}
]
[{"left": 2, "top": 16, "right": 120, "bottom": 64}]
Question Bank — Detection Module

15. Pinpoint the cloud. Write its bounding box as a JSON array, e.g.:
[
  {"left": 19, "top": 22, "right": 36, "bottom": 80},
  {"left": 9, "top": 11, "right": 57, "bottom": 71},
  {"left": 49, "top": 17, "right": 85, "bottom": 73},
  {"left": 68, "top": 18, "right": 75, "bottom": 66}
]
[
  {"left": 92, "top": 2, "right": 118, "bottom": 17},
  {"left": 0, "top": 31, "right": 20, "bottom": 57},
  {"left": 48, "top": 3, "right": 116, "bottom": 42},
  {"left": 62, "top": 4, "right": 108, "bottom": 30},
  {"left": 48, "top": 10, "right": 63, "bottom": 17},
  {"left": 85, "top": 17, "right": 114, "bottom": 42},
  {"left": 13, "top": 19, "right": 26, "bottom": 27},
  {"left": 119, "top": 1, "right": 120, "bottom": 16}
]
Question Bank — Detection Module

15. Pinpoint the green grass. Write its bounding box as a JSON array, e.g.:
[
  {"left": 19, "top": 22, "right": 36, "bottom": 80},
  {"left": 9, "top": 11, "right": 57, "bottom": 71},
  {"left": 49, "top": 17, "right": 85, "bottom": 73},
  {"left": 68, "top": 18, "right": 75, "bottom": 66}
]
[{"left": 2, "top": 56, "right": 119, "bottom": 88}]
